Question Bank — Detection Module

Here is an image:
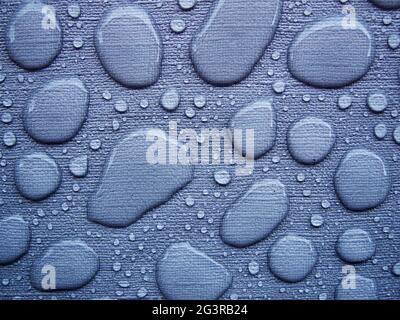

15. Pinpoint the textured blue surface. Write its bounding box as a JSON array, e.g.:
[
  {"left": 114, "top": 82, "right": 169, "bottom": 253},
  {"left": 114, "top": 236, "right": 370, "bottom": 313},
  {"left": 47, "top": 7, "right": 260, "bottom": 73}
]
[{"left": 0, "top": 0, "right": 400, "bottom": 300}]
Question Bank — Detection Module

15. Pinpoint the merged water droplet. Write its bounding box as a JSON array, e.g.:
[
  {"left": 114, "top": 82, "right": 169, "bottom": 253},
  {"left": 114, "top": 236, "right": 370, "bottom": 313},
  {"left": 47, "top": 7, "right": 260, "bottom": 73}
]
[
  {"left": 6, "top": 0, "right": 62, "bottom": 70},
  {"left": 156, "top": 242, "right": 232, "bottom": 300},
  {"left": 221, "top": 179, "right": 288, "bottom": 247},
  {"left": 15, "top": 152, "right": 62, "bottom": 201},
  {"left": 88, "top": 130, "right": 194, "bottom": 227},
  {"left": 369, "top": 0, "right": 400, "bottom": 9},
  {"left": 288, "top": 117, "right": 335, "bottom": 165},
  {"left": 31, "top": 240, "right": 99, "bottom": 291},
  {"left": 95, "top": 6, "right": 162, "bottom": 88},
  {"left": 334, "top": 149, "right": 390, "bottom": 211},
  {"left": 24, "top": 78, "right": 89, "bottom": 144},
  {"left": 268, "top": 235, "right": 317, "bottom": 283},
  {"left": 335, "top": 275, "right": 377, "bottom": 300},
  {"left": 336, "top": 229, "right": 375, "bottom": 263},
  {"left": 230, "top": 98, "right": 276, "bottom": 159},
  {"left": 191, "top": 0, "right": 282, "bottom": 85},
  {"left": 288, "top": 16, "right": 375, "bottom": 88},
  {"left": 0, "top": 216, "right": 30, "bottom": 265}
]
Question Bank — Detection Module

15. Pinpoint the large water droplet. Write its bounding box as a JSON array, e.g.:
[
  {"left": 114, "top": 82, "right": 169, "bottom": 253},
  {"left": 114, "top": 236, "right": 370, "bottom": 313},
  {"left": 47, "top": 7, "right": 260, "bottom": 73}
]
[
  {"left": 288, "top": 16, "right": 375, "bottom": 88},
  {"left": 15, "top": 152, "right": 62, "bottom": 201},
  {"left": 191, "top": 0, "right": 282, "bottom": 85},
  {"left": 335, "top": 275, "right": 377, "bottom": 300},
  {"left": 31, "top": 240, "right": 99, "bottom": 291},
  {"left": 287, "top": 117, "right": 335, "bottom": 165},
  {"left": 95, "top": 6, "right": 162, "bottom": 88},
  {"left": 336, "top": 228, "right": 375, "bottom": 263},
  {"left": 268, "top": 235, "right": 317, "bottom": 283},
  {"left": 334, "top": 149, "right": 390, "bottom": 211},
  {"left": 0, "top": 216, "right": 30, "bottom": 265},
  {"left": 6, "top": 1, "right": 62, "bottom": 70},
  {"left": 221, "top": 179, "right": 288, "bottom": 247},
  {"left": 230, "top": 98, "right": 276, "bottom": 159},
  {"left": 156, "top": 242, "right": 232, "bottom": 300},
  {"left": 369, "top": 0, "right": 400, "bottom": 9},
  {"left": 88, "top": 130, "right": 194, "bottom": 227},
  {"left": 24, "top": 78, "right": 89, "bottom": 144}
]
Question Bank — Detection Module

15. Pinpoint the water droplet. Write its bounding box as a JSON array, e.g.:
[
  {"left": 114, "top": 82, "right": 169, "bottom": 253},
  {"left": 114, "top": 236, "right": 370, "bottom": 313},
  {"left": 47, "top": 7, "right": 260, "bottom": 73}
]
[
  {"left": 69, "top": 155, "right": 88, "bottom": 178},
  {"left": 67, "top": 3, "right": 81, "bottom": 19},
  {"left": 24, "top": 78, "right": 88, "bottom": 144},
  {"left": 191, "top": 0, "right": 282, "bottom": 85},
  {"left": 369, "top": 0, "right": 400, "bottom": 9},
  {"left": 3, "top": 131, "right": 17, "bottom": 147},
  {"left": 114, "top": 99, "right": 128, "bottom": 113},
  {"left": 214, "top": 170, "right": 231, "bottom": 186},
  {"left": 288, "top": 117, "right": 335, "bottom": 165},
  {"left": 156, "top": 242, "right": 232, "bottom": 300},
  {"left": 95, "top": 6, "right": 162, "bottom": 88},
  {"left": 268, "top": 235, "right": 317, "bottom": 283},
  {"left": 288, "top": 16, "right": 375, "bottom": 88},
  {"left": 248, "top": 261, "right": 260, "bottom": 275},
  {"left": 311, "top": 214, "right": 324, "bottom": 227},
  {"left": 6, "top": 1, "right": 62, "bottom": 70},
  {"left": 15, "top": 152, "right": 62, "bottom": 201},
  {"left": 221, "top": 179, "right": 288, "bottom": 247},
  {"left": 338, "top": 94, "right": 353, "bottom": 110},
  {"left": 374, "top": 123, "right": 387, "bottom": 140},
  {"left": 393, "top": 125, "right": 400, "bottom": 144},
  {"left": 0, "top": 216, "right": 30, "bottom": 265},
  {"left": 160, "top": 88, "right": 180, "bottom": 111},
  {"left": 88, "top": 130, "right": 194, "bottom": 227},
  {"left": 367, "top": 92, "right": 388, "bottom": 113},
  {"left": 334, "top": 149, "right": 390, "bottom": 211},
  {"left": 170, "top": 19, "right": 186, "bottom": 33},
  {"left": 31, "top": 240, "right": 99, "bottom": 291},
  {"left": 230, "top": 98, "right": 276, "bottom": 159},
  {"left": 335, "top": 275, "right": 377, "bottom": 300},
  {"left": 336, "top": 228, "right": 375, "bottom": 263},
  {"left": 178, "top": 0, "right": 197, "bottom": 11}
]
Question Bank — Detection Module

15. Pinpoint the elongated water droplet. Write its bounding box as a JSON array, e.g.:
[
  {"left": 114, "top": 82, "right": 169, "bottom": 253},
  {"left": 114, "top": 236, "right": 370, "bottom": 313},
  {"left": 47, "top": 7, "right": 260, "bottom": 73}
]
[
  {"left": 95, "top": 6, "right": 162, "bottom": 88},
  {"left": 191, "top": 0, "right": 282, "bottom": 85},
  {"left": 0, "top": 216, "right": 30, "bottom": 265},
  {"left": 221, "top": 179, "right": 288, "bottom": 247},
  {"left": 88, "top": 130, "right": 194, "bottom": 227}
]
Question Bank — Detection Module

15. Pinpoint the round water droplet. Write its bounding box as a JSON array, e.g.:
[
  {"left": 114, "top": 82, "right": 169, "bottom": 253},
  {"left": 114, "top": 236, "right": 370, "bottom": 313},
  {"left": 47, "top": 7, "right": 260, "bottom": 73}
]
[
  {"left": 67, "top": 3, "right": 81, "bottom": 19},
  {"left": 3, "top": 131, "right": 17, "bottom": 147},
  {"left": 114, "top": 99, "right": 128, "bottom": 113},
  {"left": 24, "top": 78, "right": 89, "bottom": 144},
  {"left": 374, "top": 123, "right": 387, "bottom": 140},
  {"left": 311, "top": 214, "right": 324, "bottom": 227},
  {"left": 6, "top": 1, "right": 62, "bottom": 70},
  {"left": 367, "top": 92, "right": 388, "bottom": 113},
  {"left": 338, "top": 94, "right": 352, "bottom": 110},
  {"left": 288, "top": 117, "right": 335, "bottom": 165},
  {"left": 214, "top": 170, "right": 231, "bottom": 186},
  {"left": 15, "top": 152, "right": 61, "bottom": 201},
  {"left": 393, "top": 125, "right": 400, "bottom": 144},
  {"left": 336, "top": 228, "right": 375, "bottom": 263},
  {"left": 334, "top": 149, "right": 390, "bottom": 211},
  {"left": 170, "top": 19, "right": 186, "bottom": 33},
  {"left": 0, "top": 216, "right": 30, "bottom": 265},
  {"left": 95, "top": 6, "right": 162, "bottom": 88},
  {"left": 392, "top": 262, "right": 400, "bottom": 276},
  {"left": 248, "top": 261, "right": 260, "bottom": 275},
  {"left": 268, "top": 235, "right": 317, "bottom": 283}
]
